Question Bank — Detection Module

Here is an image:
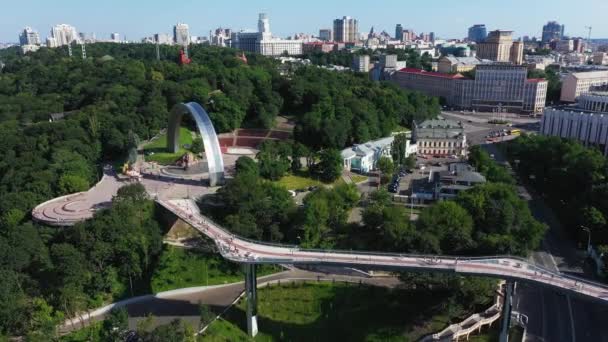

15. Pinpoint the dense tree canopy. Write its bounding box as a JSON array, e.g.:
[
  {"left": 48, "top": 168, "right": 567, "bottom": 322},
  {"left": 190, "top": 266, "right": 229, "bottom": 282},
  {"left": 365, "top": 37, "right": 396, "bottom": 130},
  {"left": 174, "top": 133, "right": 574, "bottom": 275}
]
[{"left": 508, "top": 135, "right": 608, "bottom": 246}]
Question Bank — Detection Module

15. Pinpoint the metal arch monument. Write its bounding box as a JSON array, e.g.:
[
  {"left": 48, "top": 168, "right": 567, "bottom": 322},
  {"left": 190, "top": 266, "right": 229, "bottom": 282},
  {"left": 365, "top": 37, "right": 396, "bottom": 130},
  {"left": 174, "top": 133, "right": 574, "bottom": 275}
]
[{"left": 167, "top": 102, "right": 225, "bottom": 186}]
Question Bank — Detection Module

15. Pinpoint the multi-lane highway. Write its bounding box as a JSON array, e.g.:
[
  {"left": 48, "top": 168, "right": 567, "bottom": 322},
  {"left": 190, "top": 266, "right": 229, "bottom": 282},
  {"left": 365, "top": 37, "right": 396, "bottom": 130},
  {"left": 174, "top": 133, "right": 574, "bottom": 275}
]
[{"left": 157, "top": 198, "right": 608, "bottom": 305}]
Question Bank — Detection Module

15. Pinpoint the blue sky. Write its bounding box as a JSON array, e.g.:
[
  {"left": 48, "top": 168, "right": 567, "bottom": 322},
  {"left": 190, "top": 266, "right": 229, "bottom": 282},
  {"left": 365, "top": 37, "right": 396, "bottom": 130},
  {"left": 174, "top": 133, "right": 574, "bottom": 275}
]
[{"left": 1, "top": 0, "right": 607, "bottom": 42}]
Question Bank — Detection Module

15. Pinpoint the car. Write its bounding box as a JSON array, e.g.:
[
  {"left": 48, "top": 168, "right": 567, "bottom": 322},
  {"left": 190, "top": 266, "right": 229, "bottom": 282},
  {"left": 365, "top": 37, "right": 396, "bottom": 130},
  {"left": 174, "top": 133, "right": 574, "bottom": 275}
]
[
  {"left": 399, "top": 171, "right": 406, "bottom": 177},
  {"left": 467, "top": 120, "right": 472, "bottom": 123},
  {"left": 288, "top": 190, "right": 296, "bottom": 197}
]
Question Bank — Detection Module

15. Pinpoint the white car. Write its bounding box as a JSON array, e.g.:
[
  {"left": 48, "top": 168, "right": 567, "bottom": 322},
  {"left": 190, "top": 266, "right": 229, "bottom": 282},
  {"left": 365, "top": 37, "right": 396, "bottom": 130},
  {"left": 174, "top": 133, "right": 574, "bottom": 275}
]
[{"left": 288, "top": 190, "right": 296, "bottom": 197}]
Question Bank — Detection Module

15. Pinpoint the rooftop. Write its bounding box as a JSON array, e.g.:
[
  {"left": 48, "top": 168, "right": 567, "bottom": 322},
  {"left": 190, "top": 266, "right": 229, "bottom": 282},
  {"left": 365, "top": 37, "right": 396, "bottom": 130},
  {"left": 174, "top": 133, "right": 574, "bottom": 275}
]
[
  {"left": 398, "top": 67, "right": 465, "bottom": 79},
  {"left": 569, "top": 70, "right": 608, "bottom": 80}
]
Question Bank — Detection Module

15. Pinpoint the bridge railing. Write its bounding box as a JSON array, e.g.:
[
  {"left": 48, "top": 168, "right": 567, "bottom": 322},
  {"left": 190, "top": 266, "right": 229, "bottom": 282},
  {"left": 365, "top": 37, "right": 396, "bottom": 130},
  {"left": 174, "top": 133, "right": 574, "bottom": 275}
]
[{"left": 160, "top": 199, "right": 608, "bottom": 293}]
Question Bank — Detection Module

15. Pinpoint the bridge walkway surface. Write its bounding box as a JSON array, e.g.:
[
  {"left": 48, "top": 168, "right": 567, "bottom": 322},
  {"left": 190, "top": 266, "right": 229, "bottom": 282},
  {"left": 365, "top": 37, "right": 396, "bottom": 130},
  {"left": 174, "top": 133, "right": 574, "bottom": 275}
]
[{"left": 157, "top": 198, "right": 608, "bottom": 305}]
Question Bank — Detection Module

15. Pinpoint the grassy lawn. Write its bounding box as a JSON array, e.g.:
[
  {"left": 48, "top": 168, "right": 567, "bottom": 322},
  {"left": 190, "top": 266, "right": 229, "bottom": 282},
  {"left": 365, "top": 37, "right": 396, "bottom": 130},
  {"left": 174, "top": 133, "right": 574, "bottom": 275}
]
[
  {"left": 350, "top": 174, "right": 368, "bottom": 183},
  {"left": 202, "top": 282, "right": 476, "bottom": 341},
  {"left": 273, "top": 170, "right": 347, "bottom": 190},
  {"left": 150, "top": 245, "right": 280, "bottom": 293},
  {"left": 143, "top": 127, "right": 194, "bottom": 165}
]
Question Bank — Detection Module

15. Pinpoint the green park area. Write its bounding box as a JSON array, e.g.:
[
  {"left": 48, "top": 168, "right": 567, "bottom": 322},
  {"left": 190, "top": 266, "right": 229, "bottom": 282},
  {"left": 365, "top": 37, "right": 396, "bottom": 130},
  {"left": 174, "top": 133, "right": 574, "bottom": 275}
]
[
  {"left": 143, "top": 127, "right": 194, "bottom": 165},
  {"left": 201, "top": 282, "right": 493, "bottom": 342},
  {"left": 150, "top": 245, "right": 280, "bottom": 293},
  {"left": 272, "top": 171, "right": 367, "bottom": 191}
]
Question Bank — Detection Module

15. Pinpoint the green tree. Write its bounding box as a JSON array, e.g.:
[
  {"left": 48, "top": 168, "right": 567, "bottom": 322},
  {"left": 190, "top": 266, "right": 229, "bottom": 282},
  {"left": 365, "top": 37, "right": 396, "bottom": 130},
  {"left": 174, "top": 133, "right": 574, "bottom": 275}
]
[
  {"left": 58, "top": 174, "right": 89, "bottom": 194},
  {"left": 417, "top": 201, "right": 474, "bottom": 254},
  {"left": 101, "top": 307, "right": 128, "bottom": 342},
  {"left": 190, "top": 137, "right": 204, "bottom": 155},
  {"left": 317, "top": 149, "right": 343, "bottom": 182},
  {"left": 234, "top": 156, "right": 259, "bottom": 177}
]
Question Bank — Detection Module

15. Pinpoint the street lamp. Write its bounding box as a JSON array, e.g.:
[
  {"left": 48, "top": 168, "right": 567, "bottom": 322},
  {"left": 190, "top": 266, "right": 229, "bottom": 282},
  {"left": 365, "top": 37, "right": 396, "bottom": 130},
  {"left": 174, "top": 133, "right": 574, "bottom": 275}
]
[{"left": 581, "top": 225, "right": 592, "bottom": 254}]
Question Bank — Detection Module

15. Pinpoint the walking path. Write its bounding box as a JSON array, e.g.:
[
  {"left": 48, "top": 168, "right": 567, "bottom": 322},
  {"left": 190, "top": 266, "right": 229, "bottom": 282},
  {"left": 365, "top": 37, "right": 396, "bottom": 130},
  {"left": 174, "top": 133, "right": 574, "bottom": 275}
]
[
  {"left": 159, "top": 198, "right": 608, "bottom": 304},
  {"left": 59, "top": 269, "right": 401, "bottom": 334}
]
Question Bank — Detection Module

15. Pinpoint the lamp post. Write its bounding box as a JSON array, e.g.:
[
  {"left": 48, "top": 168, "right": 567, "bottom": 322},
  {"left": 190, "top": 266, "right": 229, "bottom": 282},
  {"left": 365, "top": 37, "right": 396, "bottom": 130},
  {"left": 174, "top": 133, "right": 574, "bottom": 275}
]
[{"left": 581, "top": 225, "right": 591, "bottom": 254}]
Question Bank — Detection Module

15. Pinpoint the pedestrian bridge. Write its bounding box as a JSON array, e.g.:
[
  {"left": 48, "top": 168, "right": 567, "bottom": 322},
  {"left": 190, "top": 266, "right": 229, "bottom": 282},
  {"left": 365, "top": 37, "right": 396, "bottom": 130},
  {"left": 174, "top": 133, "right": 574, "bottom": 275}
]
[{"left": 158, "top": 198, "right": 608, "bottom": 305}]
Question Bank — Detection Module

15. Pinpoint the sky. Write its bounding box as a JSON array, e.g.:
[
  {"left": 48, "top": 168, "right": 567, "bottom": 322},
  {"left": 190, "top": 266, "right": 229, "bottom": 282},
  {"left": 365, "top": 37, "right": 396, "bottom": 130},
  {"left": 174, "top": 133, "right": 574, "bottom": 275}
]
[{"left": 1, "top": 0, "right": 607, "bottom": 42}]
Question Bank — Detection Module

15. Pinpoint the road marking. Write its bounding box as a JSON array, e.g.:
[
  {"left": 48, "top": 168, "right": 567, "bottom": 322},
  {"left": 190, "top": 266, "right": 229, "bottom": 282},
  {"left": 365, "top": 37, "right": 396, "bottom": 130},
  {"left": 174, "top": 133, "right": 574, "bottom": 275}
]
[{"left": 566, "top": 295, "right": 576, "bottom": 342}]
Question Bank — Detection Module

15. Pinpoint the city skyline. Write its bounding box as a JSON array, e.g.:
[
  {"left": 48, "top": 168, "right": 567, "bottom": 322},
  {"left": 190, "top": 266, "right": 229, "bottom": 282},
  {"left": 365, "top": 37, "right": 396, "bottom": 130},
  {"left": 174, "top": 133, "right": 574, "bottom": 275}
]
[{"left": 1, "top": 0, "right": 607, "bottom": 43}]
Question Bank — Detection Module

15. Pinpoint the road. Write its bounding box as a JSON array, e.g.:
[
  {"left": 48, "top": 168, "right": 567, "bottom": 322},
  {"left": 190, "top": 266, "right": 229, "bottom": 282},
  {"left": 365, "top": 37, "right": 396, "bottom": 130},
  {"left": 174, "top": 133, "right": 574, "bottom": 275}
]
[{"left": 482, "top": 142, "right": 608, "bottom": 341}]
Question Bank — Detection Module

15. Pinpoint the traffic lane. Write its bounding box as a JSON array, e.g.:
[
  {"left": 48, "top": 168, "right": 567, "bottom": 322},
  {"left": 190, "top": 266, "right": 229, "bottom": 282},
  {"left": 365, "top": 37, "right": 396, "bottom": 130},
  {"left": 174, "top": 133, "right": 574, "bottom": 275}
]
[{"left": 571, "top": 297, "right": 608, "bottom": 342}]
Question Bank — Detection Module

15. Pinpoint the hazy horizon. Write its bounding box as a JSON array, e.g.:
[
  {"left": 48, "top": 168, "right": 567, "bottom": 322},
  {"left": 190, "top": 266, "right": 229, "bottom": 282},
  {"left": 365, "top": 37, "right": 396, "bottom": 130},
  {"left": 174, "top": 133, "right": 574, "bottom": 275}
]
[{"left": 1, "top": 0, "right": 607, "bottom": 42}]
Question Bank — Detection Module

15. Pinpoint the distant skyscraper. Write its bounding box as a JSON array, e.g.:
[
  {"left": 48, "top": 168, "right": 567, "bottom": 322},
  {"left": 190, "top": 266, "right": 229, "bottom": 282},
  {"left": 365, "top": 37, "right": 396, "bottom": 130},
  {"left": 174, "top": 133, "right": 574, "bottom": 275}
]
[
  {"left": 258, "top": 13, "right": 271, "bottom": 35},
  {"left": 19, "top": 27, "right": 41, "bottom": 46},
  {"left": 429, "top": 32, "right": 436, "bottom": 43},
  {"left": 395, "top": 24, "right": 404, "bottom": 41},
  {"left": 154, "top": 33, "right": 172, "bottom": 45},
  {"left": 468, "top": 24, "right": 487, "bottom": 43},
  {"left": 541, "top": 21, "right": 564, "bottom": 43},
  {"left": 476, "top": 30, "right": 523, "bottom": 64},
  {"left": 333, "top": 16, "right": 358, "bottom": 43},
  {"left": 111, "top": 33, "right": 120, "bottom": 43},
  {"left": 173, "top": 23, "right": 190, "bottom": 46},
  {"left": 319, "top": 29, "right": 332, "bottom": 41},
  {"left": 50, "top": 24, "right": 79, "bottom": 47}
]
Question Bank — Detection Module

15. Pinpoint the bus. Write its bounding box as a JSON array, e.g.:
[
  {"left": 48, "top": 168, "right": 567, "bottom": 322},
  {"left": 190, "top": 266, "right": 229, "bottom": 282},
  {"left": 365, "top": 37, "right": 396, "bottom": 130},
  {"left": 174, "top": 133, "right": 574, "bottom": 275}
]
[{"left": 509, "top": 129, "right": 521, "bottom": 136}]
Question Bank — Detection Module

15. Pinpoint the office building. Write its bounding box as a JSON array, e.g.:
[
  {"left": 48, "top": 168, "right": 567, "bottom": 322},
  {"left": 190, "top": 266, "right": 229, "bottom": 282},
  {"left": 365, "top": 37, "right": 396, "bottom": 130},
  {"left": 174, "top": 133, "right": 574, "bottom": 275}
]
[
  {"left": 111, "top": 33, "right": 120, "bottom": 43},
  {"left": 593, "top": 52, "right": 608, "bottom": 66},
  {"left": 468, "top": 24, "right": 487, "bottom": 43},
  {"left": 210, "top": 28, "right": 231, "bottom": 47},
  {"left": 560, "top": 71, "right": 608, "bottom": 102},
  {"left": 19, "top": 27, "right": 41, "bottom": 46},
  {"left": 573, "top": 38, "right": 585, "bottom": 53},
  {"left": 437, "top": 56, "right": 483, "bottom": 74},
  {"left": 231, "top": 13, "right": 303, "bottom": 56},
  {"left": 174, "top": 23, "right": 190, "bottom": 46},
  {"left": 556, "top": 39, "right": 574, "bottom": 52},
  {"left": 333, "top": 16, "right": 358, "bottom": 43},
  {"left": 541, "top": 92, "right": 608, "bottom": 155},
  {"left": 303, "top": 42, "right": 335, "bottom": 53},
  {"left": 154, "top": 33, "right": 172, "bottom": 45},
  {"left": 319, "top": 29, "right": 332, "bottom": 41},
  {"left": 49, "top": 24, "right": 79, "bottom": 47},
  {"left": 395, "top": 24, "right": 404, "bottom": 41},
  {"left": 413, "top": 119, "right": 467, "bottom": 157},
  {"left": 541, "top": 21, "right": 564, "bottom": 43},
  {"left": 353, "top": 55, "right": 370, "bottom": 72},
  {"left": 391, "top": 64, "right": 547, "bottom": 114},
  {"left": 476, "top": 30, "right": 523, "bottom": 64}
]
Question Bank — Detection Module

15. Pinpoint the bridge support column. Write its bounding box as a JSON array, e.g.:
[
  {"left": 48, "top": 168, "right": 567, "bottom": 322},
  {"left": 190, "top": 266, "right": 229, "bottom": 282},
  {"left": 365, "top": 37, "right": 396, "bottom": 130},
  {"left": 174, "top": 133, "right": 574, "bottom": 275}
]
[
  {"left": 499, "top": 280, "right": 514, "bottom": 342},
  {"left": 245, "top": 263, "right": 258, "bottom": 337}
]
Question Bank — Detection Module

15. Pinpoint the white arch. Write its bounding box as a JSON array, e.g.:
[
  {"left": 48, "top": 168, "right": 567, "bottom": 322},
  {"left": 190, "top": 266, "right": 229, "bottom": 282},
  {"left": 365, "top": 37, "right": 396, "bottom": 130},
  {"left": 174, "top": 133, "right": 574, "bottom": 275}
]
[{"left": 167, "top": 102, "right": 225, "bottom": 186}]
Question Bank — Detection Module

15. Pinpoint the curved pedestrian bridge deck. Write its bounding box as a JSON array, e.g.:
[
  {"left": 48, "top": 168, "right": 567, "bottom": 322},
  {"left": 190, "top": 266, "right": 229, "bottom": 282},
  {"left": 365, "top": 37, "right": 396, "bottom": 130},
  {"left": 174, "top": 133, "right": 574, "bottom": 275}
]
[{"left": 158, "top": 199, "right": 608, "bottom": 304}]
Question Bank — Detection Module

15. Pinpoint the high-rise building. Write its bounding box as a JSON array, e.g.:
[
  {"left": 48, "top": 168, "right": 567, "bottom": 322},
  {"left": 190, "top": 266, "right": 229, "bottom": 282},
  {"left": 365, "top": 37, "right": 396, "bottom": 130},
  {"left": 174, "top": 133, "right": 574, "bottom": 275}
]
[
  {"left": 395, "top": 24, "right": 404, "bottom": 41},
  {"left": 573, "top": 38, "right": 585, "bottom": 53},
  {"left": 333, "top": 16, "right": 358, "bottom": 43},
  {"left": 173, "top": 23, "right": 190, "bottom": 46},
  {"left": 50, "top": 24, "right": 79, "bottom": 47},
  {"left": 319, "top": 29, "right": 332, "bottom": 41},
  {"left": 19, "top": 27, "right": 41, "bottom": 46},
  {"left": 352, "top": 55, "right": 370, "bottom": 72},
  {"left": 258, "top": 13, "right": 270, "bottom": 35},
  {"left": 231, "top": 13, "right": 303, "bottom": 56},
  {"left": 154, "top": 33, "right": 172, "bottom": 45},
  {"left": 476, "top": 30, "right": 522, "bottom": 64},
  {"left": 541, "top": 21, "right": 564, "bottom": 43},
  {"left": 111, "top": 33, "right": 120, "bottom": 43},
  {"left": 468, "top": 24, "right": 487, "bottom": 43},
  {"left": 429, "top": 32, "right": 436, "bottom": 43}
]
